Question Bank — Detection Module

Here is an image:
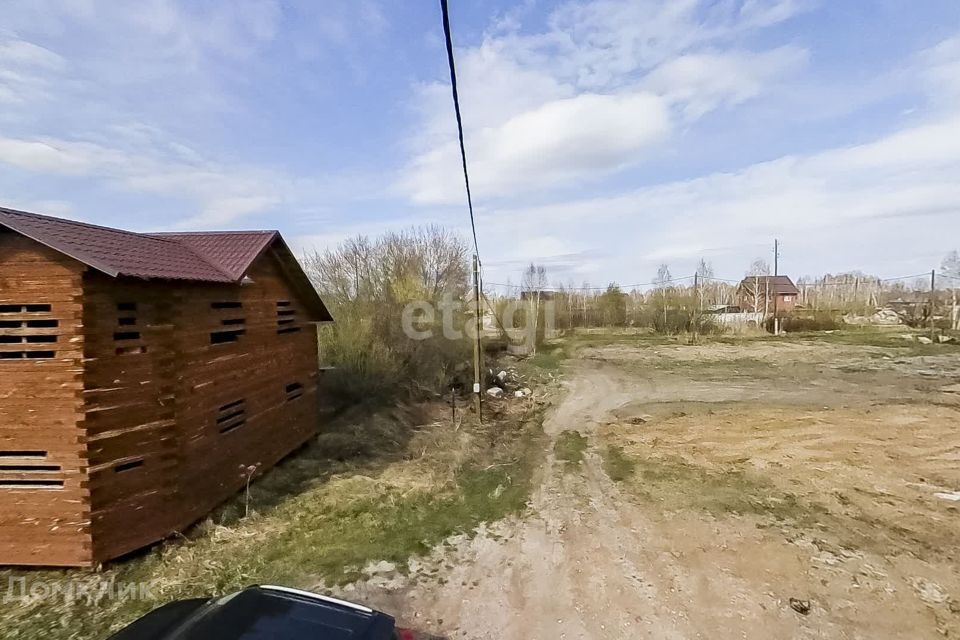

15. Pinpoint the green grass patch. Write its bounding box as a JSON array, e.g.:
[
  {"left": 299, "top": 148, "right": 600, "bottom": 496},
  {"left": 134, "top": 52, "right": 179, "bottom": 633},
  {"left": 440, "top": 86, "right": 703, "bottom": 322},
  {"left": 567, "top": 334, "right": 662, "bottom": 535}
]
[
  {"left": 616, "top": 452, "right": 828, "bottom": 526},
  {"left": 601, "top": 445, "right": 636, "bottom": 481},
  {"left": 526, "top": 347, "right": 566, "bottom": 370},
  {"left": 785, "top": 328, "right": 959, "bottom": 351},
  {"left": 554, "top": 430, "right": 588, "bottom": 467}
]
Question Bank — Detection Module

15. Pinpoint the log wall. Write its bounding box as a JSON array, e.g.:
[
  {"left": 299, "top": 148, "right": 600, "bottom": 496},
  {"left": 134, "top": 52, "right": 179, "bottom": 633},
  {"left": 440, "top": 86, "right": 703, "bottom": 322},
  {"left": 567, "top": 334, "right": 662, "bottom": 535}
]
[
  {"left": 82, "top": 248, "right": 320, "bottom": 563},
  {"left": 0, "top": 231, "right": 90, "bottom": 566},
  {"left": 82, "top": 275, "right": 181, "bottom": 561}
]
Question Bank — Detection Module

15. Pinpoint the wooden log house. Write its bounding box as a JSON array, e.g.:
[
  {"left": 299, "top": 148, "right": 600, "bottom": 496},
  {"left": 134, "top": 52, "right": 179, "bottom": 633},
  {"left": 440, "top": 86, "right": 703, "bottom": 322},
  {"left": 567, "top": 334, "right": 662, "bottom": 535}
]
[{"left": 0, "top": 207, "right": 332, "bottom": 567}]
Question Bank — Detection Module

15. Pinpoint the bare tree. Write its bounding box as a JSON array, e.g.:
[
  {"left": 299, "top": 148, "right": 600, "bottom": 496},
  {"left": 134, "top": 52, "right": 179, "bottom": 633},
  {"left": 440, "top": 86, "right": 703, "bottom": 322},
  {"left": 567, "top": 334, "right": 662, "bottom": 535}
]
[
  {"left": 740, "top": 258, "right": 772, "bottom": 314},
  {"left": 521, "top": 263, "right": 548, "bottom": 352},
  {"left": 696, "top": 259, "right": 715, "bottom": 307},
  {"left": 747, "top": 258, "right": 771, "bottom": 276},
  {"left": 942, "top": 250, "right": 960, "bottom": 329},
  {"left": 655, "top": 263, "right": 672, "bottom": 327}
]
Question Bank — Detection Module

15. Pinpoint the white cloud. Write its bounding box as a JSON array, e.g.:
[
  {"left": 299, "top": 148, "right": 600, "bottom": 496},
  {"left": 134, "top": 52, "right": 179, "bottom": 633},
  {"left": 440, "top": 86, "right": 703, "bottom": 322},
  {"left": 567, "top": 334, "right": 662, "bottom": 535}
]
[
  {"left": 0, "top": 1, "right": 395, "bottom": 230},
  {"left": 0, "top": 130, "right": 358, "bottom": 230},
  {"left": 404, "top": 92, "right": 671, "bottom": 204},
  {"left": 915, "top": 35, "right": 960, "bottom": 108},
  {"left": 643, "top": 46, "right": 808, "bottom": 120},
  {"left": 399, "top": 0, "right": 812, "bottom": 204},
  {"left": 0, "top": 36, "right": 66, "bottom": 106},
  {"left": 476, "top": 114, "right": 960, "bottom": 284}
]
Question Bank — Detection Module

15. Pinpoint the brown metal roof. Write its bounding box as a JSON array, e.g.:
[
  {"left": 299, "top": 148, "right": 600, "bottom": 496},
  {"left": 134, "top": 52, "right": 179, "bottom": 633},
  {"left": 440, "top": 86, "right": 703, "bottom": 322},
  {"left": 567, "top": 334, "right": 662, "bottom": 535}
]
[
  {"left": 0, "top": 206, "right": 331, "bottom": 321},
  {"left": 0, "top": 207, "right": 233, "bottom": 281},
  {"left": 738, "top": 275, "right": 800, "bottom": 295},
  {"left": 147, "top": 231, "right": 277, "bottom": 281}
]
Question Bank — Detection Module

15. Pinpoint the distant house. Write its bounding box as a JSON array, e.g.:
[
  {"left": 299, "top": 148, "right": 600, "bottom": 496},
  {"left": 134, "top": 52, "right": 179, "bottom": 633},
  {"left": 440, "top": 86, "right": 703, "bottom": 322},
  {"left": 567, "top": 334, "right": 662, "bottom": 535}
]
[
  {"left": 0, "top": 207, "right": 332, "bottom": 567},
  {"left": 737, "top": 275, "right": 800, "bottom": 314}
]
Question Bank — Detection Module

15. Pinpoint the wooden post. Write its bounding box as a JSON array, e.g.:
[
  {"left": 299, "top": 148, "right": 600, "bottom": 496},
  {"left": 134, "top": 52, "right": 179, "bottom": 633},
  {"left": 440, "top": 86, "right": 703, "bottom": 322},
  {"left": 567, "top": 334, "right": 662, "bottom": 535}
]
[
  {"left": 773, "top": 239, "right": 780, "bottom": 335},
  {"left": 693, "top": 272, "right": 700, "bottom": 342},
  {"left": 929, "top": 269, "right": 936, "bottom": 340},
  {"left": 952, "top": 287, "right": 959, "bottom": 331},
  {"left": 472, "top": 254, "right": 482, "bottom": 422}
]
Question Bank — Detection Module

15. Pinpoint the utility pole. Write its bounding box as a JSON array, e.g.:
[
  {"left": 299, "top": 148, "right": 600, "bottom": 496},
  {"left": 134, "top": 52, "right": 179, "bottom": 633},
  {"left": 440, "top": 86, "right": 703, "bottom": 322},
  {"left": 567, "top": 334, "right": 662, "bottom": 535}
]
[
  {"left": 929, "top": 269, "right": 936, "bottom": 341},
  {"left": 773, "top": 239, "right": 780, "bottom": 335},
  {"left": 693, "top": 272, "right": 700, "bottom": 342},
  {"left": 472, "top": 254, "right": 483, "bottom": 422}
]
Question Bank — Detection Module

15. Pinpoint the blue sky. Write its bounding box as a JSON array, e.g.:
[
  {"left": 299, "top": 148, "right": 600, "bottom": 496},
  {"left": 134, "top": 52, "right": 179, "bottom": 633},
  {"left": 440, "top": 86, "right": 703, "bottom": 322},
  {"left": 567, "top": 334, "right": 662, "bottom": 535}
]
[{"left": 1, "top": 0, "right": 959, "bottom": 288}]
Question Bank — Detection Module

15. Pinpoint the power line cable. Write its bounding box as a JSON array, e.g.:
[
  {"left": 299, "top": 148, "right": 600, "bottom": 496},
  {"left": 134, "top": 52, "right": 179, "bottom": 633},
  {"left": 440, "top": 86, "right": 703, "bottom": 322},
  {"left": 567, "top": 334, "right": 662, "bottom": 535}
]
[
  {"left": 439, "top": 0, "right": 481, "bottom": 263},
  {"left": 485, "top": 275, "right": 695, "bottom": 291}
]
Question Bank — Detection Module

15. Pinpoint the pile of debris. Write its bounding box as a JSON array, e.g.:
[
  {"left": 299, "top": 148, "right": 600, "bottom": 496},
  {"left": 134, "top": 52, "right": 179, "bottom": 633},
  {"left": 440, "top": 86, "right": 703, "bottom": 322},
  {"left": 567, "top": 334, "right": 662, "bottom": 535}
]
[
  {"left": 843, "top": 308, "right": 903, "bottom": 325},
  {"left": 485, "top": 368, "right": 532, "bottom": 399},
  {"left": 901, "top": 334, "right": 956, "bottom": 344}
]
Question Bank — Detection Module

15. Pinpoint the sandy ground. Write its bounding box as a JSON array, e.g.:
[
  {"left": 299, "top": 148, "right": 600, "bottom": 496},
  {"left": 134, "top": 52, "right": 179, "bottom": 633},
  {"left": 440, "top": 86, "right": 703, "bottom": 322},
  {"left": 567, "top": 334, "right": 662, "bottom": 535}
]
[{"left": 343, "top": 339, "right": 960, "bottom": 639}]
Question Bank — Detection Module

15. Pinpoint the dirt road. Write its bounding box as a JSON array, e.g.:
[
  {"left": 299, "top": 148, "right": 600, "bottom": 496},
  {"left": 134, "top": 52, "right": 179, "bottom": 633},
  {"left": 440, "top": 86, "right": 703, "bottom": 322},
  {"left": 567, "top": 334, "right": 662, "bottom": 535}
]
[{"left": 350, "top": 339, "right": 960, "bottom": 639}]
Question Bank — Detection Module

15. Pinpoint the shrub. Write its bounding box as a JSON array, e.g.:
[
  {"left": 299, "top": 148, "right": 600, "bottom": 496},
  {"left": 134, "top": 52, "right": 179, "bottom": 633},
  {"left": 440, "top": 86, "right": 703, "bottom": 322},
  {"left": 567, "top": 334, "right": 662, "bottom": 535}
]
[
  {"left": 770, "top": 312, "right": 840, "bottom": 332},
  {"left": 305, "top": 227, "right": 473, "bottom": 406}
]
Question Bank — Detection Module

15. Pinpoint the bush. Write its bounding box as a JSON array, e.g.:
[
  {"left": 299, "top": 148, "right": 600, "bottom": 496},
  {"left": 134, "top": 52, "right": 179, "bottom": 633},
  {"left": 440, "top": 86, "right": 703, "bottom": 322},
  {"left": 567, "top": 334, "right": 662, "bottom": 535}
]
[
  {"left": 305, "top": 227, "right": 473, "bottom": 406},
  {"left": 651, "top": 308, "right": 725, "bottom": 335},
  {"left": 769, "top": 312, "right": 840, "bottom": 332}
]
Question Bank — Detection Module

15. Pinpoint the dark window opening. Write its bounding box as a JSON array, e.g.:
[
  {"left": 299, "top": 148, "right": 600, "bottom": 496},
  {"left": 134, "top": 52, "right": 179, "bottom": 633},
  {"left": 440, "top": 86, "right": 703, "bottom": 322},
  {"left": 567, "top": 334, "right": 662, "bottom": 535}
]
[
  {"left": 210, "top": 329, "right": 245, "bottom": 344},
  {"left": 114, "top": 459, "right": 145, "bottom": 473},
  {"left": 114, "top": 306, "right": 142, "bottom": 354},
  {"left": 217, "top": 399, "right": 247, "bottom": 434},
  {"left": 0, "top": 351, "right": 55, "bottom": 359},
  {"left": 25, "top": 319, "right": 57, "bottom": 328},
  {"left": 276, "top": 301, "right": 301, "bottom": 335},
  {"left": 211, "top": 302, "right": 245, "bottom": 345},
  {"left": 285, "top": 382, "right": 304, "bottom": 401},
  {"left": 1, "top": 304, "right": 53, "bottom": 314},
  {"left": 0, "top": 479, "right": 64, "bottom": 489},
  {"left": 278, "top": 326, "right": 301, "bottom": 335},
  {"left": 0, "top": 451, "right": 64, "bottom": 490},
  {"left": 1, "top": 307, "right": 59, "bottom": 360}
]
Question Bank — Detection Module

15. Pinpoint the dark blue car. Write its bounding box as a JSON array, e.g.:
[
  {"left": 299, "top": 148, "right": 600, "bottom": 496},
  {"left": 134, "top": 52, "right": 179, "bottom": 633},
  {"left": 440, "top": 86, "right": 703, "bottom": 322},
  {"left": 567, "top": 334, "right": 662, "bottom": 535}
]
[{"left": 108, "top": 585, "right": 442, "bottom": 640}]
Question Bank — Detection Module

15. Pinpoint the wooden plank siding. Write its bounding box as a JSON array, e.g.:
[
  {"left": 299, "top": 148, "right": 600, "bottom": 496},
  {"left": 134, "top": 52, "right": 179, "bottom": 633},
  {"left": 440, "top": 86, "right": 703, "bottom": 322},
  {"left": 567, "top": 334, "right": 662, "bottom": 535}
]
[
  {"left": 0, "top": 231, "right": 91, "bottom": 567},
  {"left": 82, "top": 273, "right": 181, "bottom": 562},
  {"left": 163, "top": 252, "right": 319, "bottom": 541},
  {"left": 1, "top": 234, "right": 321, "bottom": 567}
]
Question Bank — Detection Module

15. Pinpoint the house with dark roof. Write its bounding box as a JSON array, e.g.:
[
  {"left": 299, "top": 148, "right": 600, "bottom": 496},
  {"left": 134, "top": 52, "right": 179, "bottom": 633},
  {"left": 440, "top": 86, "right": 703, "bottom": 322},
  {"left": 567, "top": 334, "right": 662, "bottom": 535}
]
[
  {"left": 736, "top": 275, "right": 801, "bottom": 314},
  {"left": 0, "top": 207, "right": 331, "bottom": 567}
]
